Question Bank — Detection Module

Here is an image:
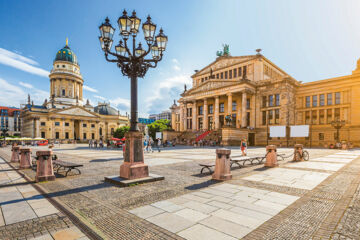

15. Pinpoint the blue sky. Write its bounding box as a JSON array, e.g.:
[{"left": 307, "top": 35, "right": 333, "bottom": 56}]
[{"left": 1, "top": 0, "right": 360, "bottom": 116}]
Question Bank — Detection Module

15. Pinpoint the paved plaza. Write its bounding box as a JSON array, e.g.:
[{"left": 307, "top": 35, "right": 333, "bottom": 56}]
[{"left": 0, "top": 145, "right": 360, "bottom": 239}]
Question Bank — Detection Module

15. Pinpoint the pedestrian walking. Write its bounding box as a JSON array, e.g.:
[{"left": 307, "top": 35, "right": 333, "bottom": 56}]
[
  {"left": 148, "top": 137, "right": 154, "bottom": 153},
  {"left": 89, "top": 139, "right": 92, "bottom": 149},
  {"left": 94, "top": 140, "right": 98, "bottom": 148},
  {"left": 240, "top": 138, "right": 247, "bottom": 156},
  {"left": 156, "top": 138, "right": 161, "bottom": 152},
  {"left": 144, "top": 139, "right": 148, "bottom": 152}
]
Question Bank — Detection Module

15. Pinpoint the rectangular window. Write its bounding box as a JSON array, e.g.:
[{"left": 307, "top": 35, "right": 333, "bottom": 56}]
[
  {"left": 198, "top": 106, "right": 203, "bottom": 115},
  {"left": 201, "top": 78, "right": 204, "bottom": 82},
  {"left": 319, "top": 109, "right": 325, "bottom": 124},
  {"left": 243, "top": 66, "right": 247, "bottom": 76},
  {"left": 275, "top": 94, "right": 280, "bottom": 106},
  {"left": 55, "top": 122, "right": 60, "bottom": 126},
  {"left": 275, "top": 109, "right": 280, "bottom": 124},
  {"left": 83, "top": 123, "right": 87, "bottom": 128},
  {"left": 320, "top": 94, "right": 325, "bottom": 106},
  {"left": 312, "top": 95, "right": 317, "bottom": 107},
  {"left": 327, "top": 109, "right": 332, "bottom": 123},
  {"left": 319, "top": 133, "right": 324, "bottom": 140},
  {"left": 209, "top": 105, "right": 213, "bottom": 114},
  {"left": 65, "top": 132, "right": 69, "bottom": 139},
  {"left": 262, "top": 96, "right": 267, "bottom": 108},
  {"left": 238, "top": 67, "right": 242, "bottom": 76},
  {"left": 233, "top": 68, "right": 237, "bottom": 78},
  {"left": 229, "top": 70, "right": 232, "bottom": 79},
  {"left": 65, "top": 122, "right": 69, "bottom": 127},
  {"left": 55, "top": 132, "right": 59, "bottom": 139},
  {"left": 225, "top": 71, "right": 228, "bottom": 79},
  {"left": 335, "top": 92, "right": 341, "bottom": 104},
  {"left": 205, "top": 77, "right": 208, "bottom": 80},
  {"left": 220, "top": 103, "right": 224, "bottom": 113},
  {"left": 327, "top": 93, "right": 332, "bottom": 105},
  {"left": 305, "top": 111, "right": 310, "bottom": 124},
  {"left": 221, "top": 72, "right": 224, "bottom": 79},
  {"left": 187, "top": 108, "right": 192, "bottom": 117},
  {"left": 208, "top": 116, "right": 213, "bottom": 129},
  {"left": 92, "top": 133, "right": 95, "bottom": 139},
  {"left": 269, "top": 95, "right": 274, "bottom": 107},
  {"left": 91, "top": 124, "right": 95, "bottom": 128},
  {"left": 216, "top": 73, "right": 219, "bottom": 79},
  {"left": 312, "top": 110, "right": 317, "bottom": 124},
  {"left": 268, "top": 110, "right": 273, "bottom": 124},
  {"left": 83, "top": 133, "right": 87, "bottom": 139},
  {"left": 198, "top": 118, "right": 203, "bottom": 129},
  {"left": 306, "top": 96, "right": 310, "bottom": 108},
  {"left": 41, "top": 132, "right": 45, "bottom": 138},
  {"left": 262, "top": 111, "right": 267, "bottom": 125},
  {"left": 41, "top": 122, "right": 46, "bottom": 126},
  {"left": 246, "top": 99, "right": 250, "bottom": 109},
  {"left": 335, "top": 108, "right": 340, "bottom": 120},
  {"left": 232, "top": 101, "right": 236, "bottom": 111}
]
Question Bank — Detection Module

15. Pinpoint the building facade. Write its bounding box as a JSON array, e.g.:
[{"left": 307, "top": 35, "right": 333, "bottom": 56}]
[
  {"left": 170, "top": 49, "right": 360, "bottom": 147},
  {"left": 149, "top": 110, "right": 172, "bottom": 121},
  {"left": 21, "top": 40, "right": 129, "bottom": 141},
  {"left": 0, "top": 107, "right": 22, "bottom": 136}
]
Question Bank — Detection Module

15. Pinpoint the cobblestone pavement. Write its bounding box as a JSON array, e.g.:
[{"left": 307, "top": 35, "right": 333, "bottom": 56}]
[{"left": 1, "top": 145, "right": 360, "bottom": 239}]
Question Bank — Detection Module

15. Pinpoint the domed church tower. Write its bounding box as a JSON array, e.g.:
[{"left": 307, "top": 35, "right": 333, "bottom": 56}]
[{"left": 48, "top": 38, "right": 83, "bottom": 108}]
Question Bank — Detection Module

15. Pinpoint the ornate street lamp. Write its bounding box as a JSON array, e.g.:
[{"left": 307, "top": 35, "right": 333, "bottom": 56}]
[
  {"left": 99, "top": 10, "right": 167, "bottom": 180},
  {"left": 331, "top": 118, "right": 345, "bottom": 143}
]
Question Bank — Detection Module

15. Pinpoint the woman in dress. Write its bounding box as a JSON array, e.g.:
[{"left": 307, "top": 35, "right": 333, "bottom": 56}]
[{"left": 240, "top": 138, "right": 247, "bottom": 156}]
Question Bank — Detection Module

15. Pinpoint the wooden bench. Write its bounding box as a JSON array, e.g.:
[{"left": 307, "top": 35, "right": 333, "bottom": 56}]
[
  {"left": 199, "top": 163, "right": 215, "bottom": 174},
  {"left": 53, "top": 160, "right": 83, "bottom": 176},
  {"left": 230, "top": 156, "right": 251, "bottom": 168}
]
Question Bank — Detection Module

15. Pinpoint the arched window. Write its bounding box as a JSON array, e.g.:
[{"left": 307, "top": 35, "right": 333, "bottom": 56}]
[
  {"left": 62, "top": 89, "right": 66, "bottom": 96},
  {"left": 99, "top": 127, "right": 102, "bottom": 136},
  {"left": 111, "top": 128, "right": 114, "bottom": 136}
]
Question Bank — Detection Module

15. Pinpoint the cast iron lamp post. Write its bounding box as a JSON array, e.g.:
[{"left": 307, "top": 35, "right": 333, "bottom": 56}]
[
  {"left": 331, "top": 118, "right": 345, "bottom": 143},
  {"left": 98, "top": 10, "right": 167, "bottom": 179}
]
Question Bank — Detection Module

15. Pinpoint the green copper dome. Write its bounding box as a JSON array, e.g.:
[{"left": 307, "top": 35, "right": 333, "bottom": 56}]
[{"left": 54, "top": 43, "right": 78, "bottom": 65}]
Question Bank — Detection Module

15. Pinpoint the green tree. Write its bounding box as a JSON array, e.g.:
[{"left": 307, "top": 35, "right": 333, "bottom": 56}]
[
  {"left": 148, "top": 119, "right": 171, "bottom": 139},
  {"left": 113, "top": 126, "right": 130, "bottom": 139}
]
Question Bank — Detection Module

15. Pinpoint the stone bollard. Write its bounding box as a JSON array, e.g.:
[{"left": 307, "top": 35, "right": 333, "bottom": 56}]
[
  {"left": 293, "top": 144, "right": 304, "bottom": 161},
  {"left": 265, "top": 145, "right": 278, "bottom": 167},
  {"left": 11, "top": 146, "right": 20, "bottom": 163},
  {"left": 19, "top": 148, "right": 32, "bottom": 169},
  {"left": 212, "top": 148, "right": 232, "bottom": 181},
  {"left": 35, "top": 150, "right": 55, "bottom": 182}
]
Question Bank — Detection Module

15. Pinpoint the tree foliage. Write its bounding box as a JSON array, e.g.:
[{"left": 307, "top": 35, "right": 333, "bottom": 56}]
[
  {"left": 147, "top": 119, "right": 171, "bottom": 139},
  {"left": 113, "top": 126, "right": 130, "bottom": 139}
]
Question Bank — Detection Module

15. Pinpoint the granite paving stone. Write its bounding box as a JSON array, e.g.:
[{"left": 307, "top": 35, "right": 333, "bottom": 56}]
[{"left": 178, "top": 224, "right": 236, "bottom": 240}]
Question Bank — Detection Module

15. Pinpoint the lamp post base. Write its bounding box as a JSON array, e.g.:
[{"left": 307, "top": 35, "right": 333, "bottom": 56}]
[{"left": 120, "top": 131, "right": 149, "bottom": 180}]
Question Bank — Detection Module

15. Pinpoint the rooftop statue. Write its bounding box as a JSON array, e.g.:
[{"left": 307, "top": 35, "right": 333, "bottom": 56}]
[{"left": 216, "top": 44, "right": 230, "bottom": 57}]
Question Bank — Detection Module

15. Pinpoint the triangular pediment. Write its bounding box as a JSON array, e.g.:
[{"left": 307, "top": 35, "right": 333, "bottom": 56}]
[
  {"left": 54, "top": 106, "right": 99, "bottom": 117},
  {"left": 192, "top": 55, "right": 256, "bottom": 78},
  {"left": 184, "top": 80, "right": 239, "bottom": 95}
]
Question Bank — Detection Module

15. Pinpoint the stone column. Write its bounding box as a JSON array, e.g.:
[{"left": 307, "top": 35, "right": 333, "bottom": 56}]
[
  {"left": 215, "top": 96, "right": 220, "bottom": 129},
  {"left": 236, "top": 97, "right": 241, "bottom": 128},
  {"left": 183, "top": 102, "right": 187, "bottom": 130},
  {"left": 192, "top": 101, "right": 197, "bottom": 131},
  {"left": 241, "top": 92, "right": 247, "bottom": 128},
  {"left": 35, "top": 118, "right": 40, "bottom": 138},
  {"left": 227, "top": 93, "right": 232, "bottom": 116},
  {"left": 203, "top": 99, "right": 208, "bottom": 130},
  {"left": 179, "top": 103, "right": 184, "bottom": 131},
  {"left": 52, "top": 120, "right": 55, "bottom": 139},
  {"left": 62, "top": 118, "right": 65, "bottom": 139}
]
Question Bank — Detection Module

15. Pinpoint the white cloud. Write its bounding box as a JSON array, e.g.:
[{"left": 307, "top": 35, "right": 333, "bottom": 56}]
[
  {"left": 110, "top": 97, "right": 130, "bottom": 111},
  {"left": 94, "top": 95, "right": 106, "bottom": 100},
  {"left": 83, "top": 85, "right": 98, "bottom": 93},
  {"left": 145, "top": 74, "right": 192, "bottom": 114},
  {"left": 0, "top": 48, "right": 49, "bottom": 77},
  {"left": 19, "top": 81, "right": 33, "bottom": 89},
  {"left": 0, "top": 78, "right": 49, "bottom": 107},
  {"left": 173, "top": 65, "right": 181, "bottom": 71},
  {"left": 172, "top": 59, "right": 179, "bottom": 64}
]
